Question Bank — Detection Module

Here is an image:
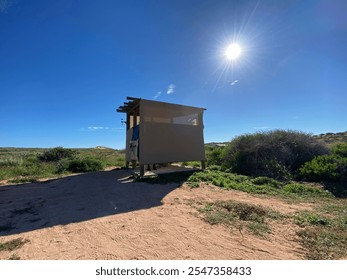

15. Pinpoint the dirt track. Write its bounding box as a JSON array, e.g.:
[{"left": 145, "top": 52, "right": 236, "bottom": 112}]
[{"left": 0, "top": 169, "right": 310, "bottom": 259}]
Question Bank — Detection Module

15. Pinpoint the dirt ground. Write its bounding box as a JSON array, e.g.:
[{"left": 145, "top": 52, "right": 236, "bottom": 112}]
[{"left": 0, "top": 169, "right": 312, "bottom": 260}]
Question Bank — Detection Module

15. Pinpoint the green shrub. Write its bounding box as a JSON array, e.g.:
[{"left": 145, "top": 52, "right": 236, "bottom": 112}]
[
  {"left": 223, "top": 130, "right": 328, "bottom": 179},
  {"left": 56, "top": 157, "right": 104, "bottom": 173},
  {"left": 8, "top": 177, "right": 38, "bottom": 184},
  {"left": 294, "top": 211, "right": 332, "bottom": 227},
  {"left": 207, "top": 165, "right": 223, "bottom": 171},
  {"left": 252, "top": 176, "right": 281, "bottom": 188},
  {"left": 187, "top": 170, "right": 281, "bottom": 195},
  {"left": 182, "top": 161, "right": 201, "bottom": 168},
  {"left": 206, "top": 146, "right": 225, "bottom": 166},
  {"left": 38, "top": 147, "right": 75, "bottom": 162},
  {"left": 68, "top": 157, "right": 104, "bottom": 172},
  {"left": 332, "top": 143, "right": 347, "bottom": 157},
  {"left": 187, "top": 170, "right": 334, "bottom": 198},
  {"left": 299, "top": 154, "right": 347, "bottom": 182},
  {"left": 23, "top": 154, "right": 40, "bottom": 166},
  {"left": 0, "top": 156, "right": 23, "bottom": 167},
  {"left": 282, "top": 183, "right": 329, "bottom": 197},
  {"left": 55, "top": 158, "right": 71, "bottom": 173}
]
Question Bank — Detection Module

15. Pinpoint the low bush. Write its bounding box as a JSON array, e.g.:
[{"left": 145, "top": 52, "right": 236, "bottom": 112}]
[
  {"left": 38, "top": 147, "right": 75, "bottom": 162},
  {"left": 55, "top": 158, "right": 71, "bottom": 173},
  {"left": 187, "top": 170, "right": 281, "bottom": 195},
  {"left": 207, "top": 165, "right": 223, "bottom": 171},
  {"left": 282, "top": 183, "right": 330, "bottom": 197},
  {"left": 299, "top": 154, "right": 347, "bottom": 182},
  {"left": 181, "top": 161, "right": 201, "bottom": 168},
  {"left": 187, "top": 170, "right": 332, "bottom": 199},
  {"left": 252, "top": 176, "right": 282, "bottom": 188},
  {"left": 206, "top": 145, "right": 225, "bottom": 166},
  {"left": 223, "top": 130, "right": 328, "bottom": 179},
  {"left": 332, "top": 143, "right": 347, "bottom": 157},
  {"left": 56, "top": 157, "right": 104, "bottom": 173}
]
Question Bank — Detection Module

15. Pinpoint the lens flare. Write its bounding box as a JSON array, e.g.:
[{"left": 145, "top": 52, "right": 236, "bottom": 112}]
[{"left": 225, "top": 43, "right": 242, "bottom": 60}]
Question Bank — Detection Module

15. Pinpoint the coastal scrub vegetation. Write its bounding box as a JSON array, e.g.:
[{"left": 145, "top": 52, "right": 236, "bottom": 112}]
[{"left": 0, "top": 147, "right": 125, "bottom": 183}]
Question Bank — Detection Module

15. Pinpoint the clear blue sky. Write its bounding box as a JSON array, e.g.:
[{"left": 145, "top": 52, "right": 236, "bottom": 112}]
[{"left": 1, "top": 0, "right": 346, "bottom": 149}]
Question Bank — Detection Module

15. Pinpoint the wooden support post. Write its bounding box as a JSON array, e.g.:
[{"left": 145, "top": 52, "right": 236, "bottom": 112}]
[
  {"left": 125, "top": 113, "right": 130, "bottom": 169},
  {"left": 126, "top": 113, "right": 130, "bottom": 130},
  {"left": 201, "top": 160, "right": 206, "bottom": 170},
  {"left": 140, "top": 165, "right": 145, "bottom": 176},
  {"left": 133, "top": 113, "right": 137, "bottom": 126},
  {"left": 131, "top": 160, "right": 136, "bottom": 170}
]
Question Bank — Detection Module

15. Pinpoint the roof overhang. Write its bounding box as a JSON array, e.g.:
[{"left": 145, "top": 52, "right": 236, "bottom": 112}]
[
  {"left": 116, "top": 96, "right": 141, "bottom": 114},
  {"left": 117, "top": 96, "right": 206, "bottom": 114}
]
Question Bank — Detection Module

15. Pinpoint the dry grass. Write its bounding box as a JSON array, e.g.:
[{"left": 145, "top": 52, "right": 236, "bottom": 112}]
[{"left": 0, "top": 238, "right": 29, "bottom": 252}]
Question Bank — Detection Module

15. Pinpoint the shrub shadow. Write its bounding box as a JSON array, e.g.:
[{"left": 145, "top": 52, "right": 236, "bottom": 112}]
[{"left": 322, "top": 180, "right": 347, "bottom": 198}]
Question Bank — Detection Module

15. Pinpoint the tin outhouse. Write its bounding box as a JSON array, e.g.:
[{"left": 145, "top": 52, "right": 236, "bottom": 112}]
[{"left": 117, "top": 97, "right": 206, "bottom": 175}]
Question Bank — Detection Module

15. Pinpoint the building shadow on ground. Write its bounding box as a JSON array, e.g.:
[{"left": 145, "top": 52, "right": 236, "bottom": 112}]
[{"left": 0, "top": 169, "right": 185, "bottom": 236}]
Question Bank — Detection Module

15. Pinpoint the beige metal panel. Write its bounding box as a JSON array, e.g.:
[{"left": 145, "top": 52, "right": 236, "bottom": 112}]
[
  {"left": 140, "top": 100, "right": 203, "bottom": 119},
  {"left": 139, "top": 99, "right": 205, "bottom": 165}
]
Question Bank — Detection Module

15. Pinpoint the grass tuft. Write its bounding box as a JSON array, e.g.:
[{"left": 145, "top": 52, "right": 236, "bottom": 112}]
[
  {"left": 7, "top": 253, "right": 21, "bottom": 260},
  {"left": 198, "top": 200, "right": 279, "bottom": 237},
  {"left": 8, "top": 177, "right": 38, "bottom": 184},
  {"left": 0, "top": 238, "right": 29, "bottom": 252},
  {"left": 297, "top": 229, "right": 347, "bottom": 260},
  {"left": 294, "top": 211, "right": 332, "bottom": 227}
]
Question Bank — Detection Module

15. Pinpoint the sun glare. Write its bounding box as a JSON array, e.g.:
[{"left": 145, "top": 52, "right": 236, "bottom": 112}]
[{"left": 225, "top": 43, "right": 242, "bottom": 60}]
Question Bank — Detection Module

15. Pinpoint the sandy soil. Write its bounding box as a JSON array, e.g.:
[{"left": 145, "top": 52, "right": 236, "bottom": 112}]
[{"left": 0, "top": 169, "right": 311, "bottom": 260}]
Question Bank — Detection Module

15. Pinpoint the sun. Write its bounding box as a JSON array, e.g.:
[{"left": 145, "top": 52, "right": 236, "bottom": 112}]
[{"left": 225, "top": 43, "right": 242, "bottom": 60}]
